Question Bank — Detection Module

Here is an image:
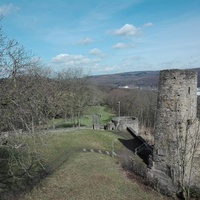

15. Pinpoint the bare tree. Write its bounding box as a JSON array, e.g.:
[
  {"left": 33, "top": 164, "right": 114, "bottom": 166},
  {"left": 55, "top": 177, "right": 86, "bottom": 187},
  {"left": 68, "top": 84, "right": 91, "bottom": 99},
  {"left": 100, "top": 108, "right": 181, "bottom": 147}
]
[
  {"left": 155, "top": 97, "right": 200, "bottom": 199},
  {"left": 170, "top": 114, "right": 200, "bottom": 199},
  {"left": 0, "top": 21, "right": 57, "bottom": 194},
  {"left": 56, "top": 67, "right": 93, "bottom": 128},
  {"left": 105, "top": 88, "right": 157, "bottom": 128}
]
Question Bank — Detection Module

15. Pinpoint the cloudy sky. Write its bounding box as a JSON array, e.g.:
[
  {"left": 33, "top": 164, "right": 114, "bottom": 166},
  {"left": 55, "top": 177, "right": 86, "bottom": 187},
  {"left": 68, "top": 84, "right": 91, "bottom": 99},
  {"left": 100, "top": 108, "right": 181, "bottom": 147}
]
[{"left": 1, "top": 0, "right": 200, "bottom": 75}]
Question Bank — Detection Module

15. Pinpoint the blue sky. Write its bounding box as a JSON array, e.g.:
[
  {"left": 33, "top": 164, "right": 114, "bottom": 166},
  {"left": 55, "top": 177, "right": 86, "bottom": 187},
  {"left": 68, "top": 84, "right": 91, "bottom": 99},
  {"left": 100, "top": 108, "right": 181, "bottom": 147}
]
[{"left": 0, "top": 0, "right": 200, "bottom": 75}]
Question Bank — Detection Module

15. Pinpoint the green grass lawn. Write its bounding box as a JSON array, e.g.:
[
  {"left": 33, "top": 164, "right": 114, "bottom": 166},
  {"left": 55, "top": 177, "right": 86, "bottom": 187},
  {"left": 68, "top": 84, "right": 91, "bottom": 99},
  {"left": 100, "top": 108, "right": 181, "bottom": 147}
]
[
  {"left": 40, "top": 129, "right": 123, "bottom": 163},
  {"left": 21, "top": 153, "right": 168, "bottom": 200},
  {"left": 54, "top": 105, "right": 116, "bottom": 128},
  {"left": 18, "top": 129, "right": 170, "bottom": 200},
  {"left": 3, "top": 106, "right": 171, "bottom": 200},
  {"left": 82, "top": 105, "right": 116, "bottom": 126}
]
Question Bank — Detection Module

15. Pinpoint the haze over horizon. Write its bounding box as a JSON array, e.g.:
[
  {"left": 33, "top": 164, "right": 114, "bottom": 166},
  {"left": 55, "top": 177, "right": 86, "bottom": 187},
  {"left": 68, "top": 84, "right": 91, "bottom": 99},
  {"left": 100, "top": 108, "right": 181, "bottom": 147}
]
[{"left": 1, "top": 0, "right": 200, "bottom": 75}]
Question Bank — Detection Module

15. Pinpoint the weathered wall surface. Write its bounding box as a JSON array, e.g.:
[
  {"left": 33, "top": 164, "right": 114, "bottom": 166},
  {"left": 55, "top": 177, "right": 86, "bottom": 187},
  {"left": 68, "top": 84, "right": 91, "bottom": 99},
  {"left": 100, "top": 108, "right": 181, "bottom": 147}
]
[
  {"left": 112, "top": 116, "right": 139, "bottom": 133},
  {"left": 153, "top": 69, "right": 199, "bottom": 191}
]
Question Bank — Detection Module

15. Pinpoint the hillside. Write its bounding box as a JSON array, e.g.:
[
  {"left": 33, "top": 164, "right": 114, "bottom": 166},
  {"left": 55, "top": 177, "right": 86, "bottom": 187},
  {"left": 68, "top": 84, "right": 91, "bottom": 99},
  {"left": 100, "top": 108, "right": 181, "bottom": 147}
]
[
  {"left": 90, "top": 71, "right": 160, "bottom": 88},
  {"left": 18, "top": 129, "right": 169, "bottom": 200},
  {"left": 89, "top": 68, "right": 200, "bottom": 88}
]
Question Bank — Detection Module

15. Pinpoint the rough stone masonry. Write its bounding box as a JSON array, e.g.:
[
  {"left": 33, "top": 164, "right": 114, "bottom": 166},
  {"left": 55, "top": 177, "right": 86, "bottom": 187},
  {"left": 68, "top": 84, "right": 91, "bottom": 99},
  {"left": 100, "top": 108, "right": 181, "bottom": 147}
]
[{"left": 151, "top": 69, "right": 200, "bottom": 195}]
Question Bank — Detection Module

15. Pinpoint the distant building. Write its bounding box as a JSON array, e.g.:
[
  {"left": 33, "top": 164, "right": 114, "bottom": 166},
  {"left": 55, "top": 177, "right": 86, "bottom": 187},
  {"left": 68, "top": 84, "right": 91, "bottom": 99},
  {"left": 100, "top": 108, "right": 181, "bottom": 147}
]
[{"left": 119, "top": 85, "right": 129, "bottom": 89}]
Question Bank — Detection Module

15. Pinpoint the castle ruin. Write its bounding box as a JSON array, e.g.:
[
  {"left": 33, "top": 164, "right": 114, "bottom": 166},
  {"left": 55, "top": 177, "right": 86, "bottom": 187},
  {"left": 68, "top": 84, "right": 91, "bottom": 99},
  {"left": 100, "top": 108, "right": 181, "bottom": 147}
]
[
  {"left": 151, "top": 69, "right": 200, "bottom": 195},
  {"left": 105, "top": 116, "right": 139, "bottom": 133}
]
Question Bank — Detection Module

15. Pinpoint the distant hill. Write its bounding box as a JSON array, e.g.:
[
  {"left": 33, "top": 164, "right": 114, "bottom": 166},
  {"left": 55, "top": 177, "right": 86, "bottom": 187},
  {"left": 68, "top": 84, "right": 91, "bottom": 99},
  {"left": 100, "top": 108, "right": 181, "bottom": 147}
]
[
  {"left": 89, "top": 70, "right": 160, "bottom": 88},
  {"left": 89, "top": 68, "right": 200, "bottom": 88}
]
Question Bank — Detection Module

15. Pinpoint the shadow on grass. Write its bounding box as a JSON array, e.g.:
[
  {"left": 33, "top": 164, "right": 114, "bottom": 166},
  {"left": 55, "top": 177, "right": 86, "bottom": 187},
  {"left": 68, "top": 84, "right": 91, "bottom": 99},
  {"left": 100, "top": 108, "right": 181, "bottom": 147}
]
[
  {"left": 118, "top": 138, "right": 139, "bottom": 153},
  {"left": 1, "top": 148, "right": 81, "bottom": 200},
  {"left": 55, "top": 123, "right": 74, "bottom": 128},
  {"left": 56, "top": 123, "right": 87, "bottom": 129},
  {"left": 118, "top": 138, "right": 149, "bottom": 165}
]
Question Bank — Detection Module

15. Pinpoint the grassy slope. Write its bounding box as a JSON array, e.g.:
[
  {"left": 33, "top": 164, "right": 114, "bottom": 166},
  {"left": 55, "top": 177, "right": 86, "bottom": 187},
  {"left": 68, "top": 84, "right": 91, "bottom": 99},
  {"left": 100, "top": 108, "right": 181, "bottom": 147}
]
[
  {"left": 55, "top": 105, "right": 116, "bottom": 128},
  {"left": 22, "top": 153, "right": 168, "bottom": 200},
  {"left": 82, "top": 105, "right": 116, "bottom": 126},
  {"left": 19, "top": 129, "right": 169, "bottom": 200},
  {"left": 42, "top": 129, "right": 122, "bottom": 163}
]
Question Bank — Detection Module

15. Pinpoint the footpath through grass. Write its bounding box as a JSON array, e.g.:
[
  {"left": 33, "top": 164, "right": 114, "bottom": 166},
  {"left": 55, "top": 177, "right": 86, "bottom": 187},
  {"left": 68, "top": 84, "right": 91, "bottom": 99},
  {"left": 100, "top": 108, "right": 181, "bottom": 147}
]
[{"left": 18, "top": 129, "right": 170, "bottom": 200}]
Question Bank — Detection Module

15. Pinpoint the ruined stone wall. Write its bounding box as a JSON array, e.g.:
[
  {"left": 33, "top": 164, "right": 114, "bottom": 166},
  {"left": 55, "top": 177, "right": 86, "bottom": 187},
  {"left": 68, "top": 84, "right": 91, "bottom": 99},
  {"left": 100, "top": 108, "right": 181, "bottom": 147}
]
[
  {"left": 112, "top": 116, "right": 139, "bottom": 133},
  {"left": 153, "top": 69, "right": 198, "bottom": 183}
]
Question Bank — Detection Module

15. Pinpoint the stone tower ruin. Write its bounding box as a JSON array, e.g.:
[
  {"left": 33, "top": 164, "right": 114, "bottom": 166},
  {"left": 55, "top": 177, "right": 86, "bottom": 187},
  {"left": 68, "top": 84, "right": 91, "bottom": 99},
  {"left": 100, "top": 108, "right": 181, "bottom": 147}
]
[{"left": 152, "top": 69, "right": 199, "bottom": 192}]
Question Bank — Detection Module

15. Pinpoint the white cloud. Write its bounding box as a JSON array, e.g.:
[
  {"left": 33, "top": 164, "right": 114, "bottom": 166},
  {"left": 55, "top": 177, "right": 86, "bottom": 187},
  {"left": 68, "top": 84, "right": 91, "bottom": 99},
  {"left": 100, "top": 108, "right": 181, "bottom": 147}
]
[
  {"left": 0, "top": 4, "right": 19, "bottom": 16},
  {"left": 78, "top": 37, "right": 93, "bottom": 45},
  {"left": 50, "top": 53, "right": 120, "bottom": 75},
  {"left": 112, "top": 42, "right": 135, "bottom": 49},
  {"left": 50, "top": 54, "right": 103, "bottom": 73},
  {"left": 51, "top": 54, "right": 90, "bottom": 66},
  {"left": 143, "top": 22, "right": 154, "bottom": 27},
  {"left": 89, "top": 48, "right": 102, "bottom": 55},
  {"left": 104, "top": 66, "right": 117, "bottom": 72},
  {"left": 111, "top": 24, "right": 141, "bottom": 37}
]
